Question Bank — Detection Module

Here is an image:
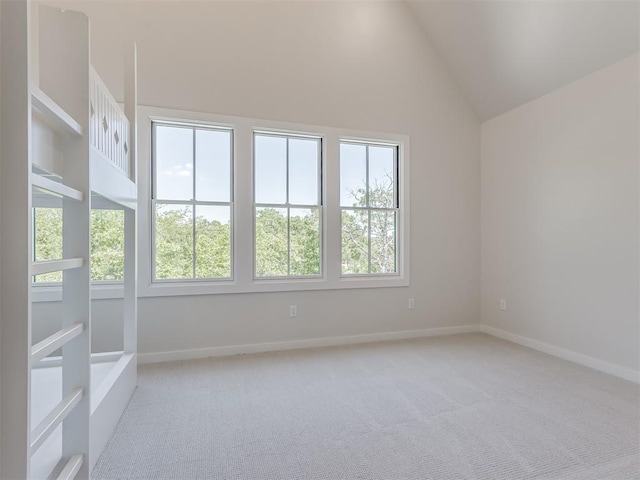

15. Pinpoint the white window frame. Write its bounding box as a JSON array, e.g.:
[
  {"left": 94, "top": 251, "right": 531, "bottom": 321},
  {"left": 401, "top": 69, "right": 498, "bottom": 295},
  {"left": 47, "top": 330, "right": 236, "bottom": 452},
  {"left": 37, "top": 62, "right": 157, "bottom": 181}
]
[
  {"left": 151, "top": 121, "right": 234, "bottom": 282},
  {"left": 253, "top": 131, "right": 323, "bottom": 280},
  {"left": 340, "top": 140, "right": 400, "bottom": 277},
  {"left": 137, "top": 105, "right": 410, "bottom": 297},
  {"left": 31, "top": 197, "right": 128, "bottom": 302}
]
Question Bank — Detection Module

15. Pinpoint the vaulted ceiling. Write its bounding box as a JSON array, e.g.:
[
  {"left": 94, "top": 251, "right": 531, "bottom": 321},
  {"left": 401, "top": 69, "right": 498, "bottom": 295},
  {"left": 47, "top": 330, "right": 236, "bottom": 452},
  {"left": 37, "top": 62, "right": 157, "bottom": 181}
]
[{"left": 406, "top": 1, "right": 640, "bottom": 121}]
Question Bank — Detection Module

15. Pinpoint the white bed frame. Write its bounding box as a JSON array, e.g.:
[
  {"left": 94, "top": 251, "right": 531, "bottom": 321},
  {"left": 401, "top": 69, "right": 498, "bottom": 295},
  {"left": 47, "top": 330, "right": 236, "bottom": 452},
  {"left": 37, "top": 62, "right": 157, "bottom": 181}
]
[{"left": 1, "top": 2, "right": 138, "bottom": 479}]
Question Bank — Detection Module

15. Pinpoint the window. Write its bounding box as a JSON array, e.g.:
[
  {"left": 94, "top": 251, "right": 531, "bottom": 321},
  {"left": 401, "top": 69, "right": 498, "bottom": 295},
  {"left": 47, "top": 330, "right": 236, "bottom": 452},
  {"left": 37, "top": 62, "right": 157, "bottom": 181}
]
[
  {"left": 33, "top": 206, "right": 63, "bottom": 283},
  {"left": 254, "top": 133, "right": 321, "bottom": 278},
  {"left": 138, "top": 106, "right": 409, "bottom": 297},
  {"left": 340, "top": 141, "right": 398, "bottom": 275},
  {"left": 152, "top": 122, "right": 233, "bottom": 281},
  {"left": 91, "top": 209, "right": 125, "bottom": 281},
  {"left": 32, "top": 207, "right": 125, "bottom": 283}
]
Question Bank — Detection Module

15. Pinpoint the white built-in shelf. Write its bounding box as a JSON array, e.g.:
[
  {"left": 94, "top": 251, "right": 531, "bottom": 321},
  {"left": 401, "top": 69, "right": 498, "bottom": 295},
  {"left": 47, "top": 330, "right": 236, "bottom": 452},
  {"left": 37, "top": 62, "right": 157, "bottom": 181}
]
[
  {"left": 32, "top": 173, "right": 83, "bottom": 201},
  {"left": 31, "top": 323, "right": 84, "bottom": 365},
  {"left": 56, "top": 454, "right": 84, "bottom": 480},
  {"left": 31, "top": 388, "right": 84, "bottom": 454},
  {"left": 31, "top": 86, "right": 83, "bottom": 137},
  {"left": 31, "top": 258, "right": 84, "bottom": 276}
]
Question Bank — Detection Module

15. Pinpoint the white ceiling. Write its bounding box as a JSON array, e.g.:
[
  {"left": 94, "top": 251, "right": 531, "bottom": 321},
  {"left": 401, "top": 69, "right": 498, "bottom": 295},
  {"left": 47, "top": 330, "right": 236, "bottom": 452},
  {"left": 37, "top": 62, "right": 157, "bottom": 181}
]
[{"left": 407, "top": 0, "right": 640, "bottom": 121}]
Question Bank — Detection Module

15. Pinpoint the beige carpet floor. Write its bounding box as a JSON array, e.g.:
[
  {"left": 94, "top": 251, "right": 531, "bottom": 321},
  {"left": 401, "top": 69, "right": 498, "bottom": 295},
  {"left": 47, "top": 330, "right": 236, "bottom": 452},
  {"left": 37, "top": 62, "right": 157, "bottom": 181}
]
[{"left": 92, "top": 333, "right": 640, "bottom": 479}]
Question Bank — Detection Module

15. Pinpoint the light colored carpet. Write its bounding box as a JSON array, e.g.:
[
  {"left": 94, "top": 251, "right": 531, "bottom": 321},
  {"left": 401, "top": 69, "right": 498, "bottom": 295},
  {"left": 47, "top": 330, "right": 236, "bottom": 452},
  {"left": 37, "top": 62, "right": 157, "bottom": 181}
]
[{"left": 92, "top": 333, "right": 640, "bottom": 480}]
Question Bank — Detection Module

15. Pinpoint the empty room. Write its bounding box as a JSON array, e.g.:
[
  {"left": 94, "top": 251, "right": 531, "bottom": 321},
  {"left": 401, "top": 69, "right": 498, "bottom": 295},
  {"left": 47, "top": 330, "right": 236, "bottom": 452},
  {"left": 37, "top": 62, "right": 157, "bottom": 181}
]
[{"left": 0, "top": 0, "right": 638, "bottom": 479}]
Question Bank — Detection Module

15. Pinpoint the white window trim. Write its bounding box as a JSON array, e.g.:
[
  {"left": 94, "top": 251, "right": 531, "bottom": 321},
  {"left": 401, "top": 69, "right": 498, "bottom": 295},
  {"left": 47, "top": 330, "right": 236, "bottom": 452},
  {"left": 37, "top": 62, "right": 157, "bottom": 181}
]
[
  {"left": 140, "top": 106, "right": 410, "bottom": 297},
  {"left": 32, "top": 203, "right": 128, "bottom": 302},
  {"left": 32, "top": 283, "right": 124, "bottom": 302},
  {"left": 151, "top": 121, "right": 234, "bottom": 282},
  {"left": 253, "top": 132, "right": 323, "bottom": 279}
]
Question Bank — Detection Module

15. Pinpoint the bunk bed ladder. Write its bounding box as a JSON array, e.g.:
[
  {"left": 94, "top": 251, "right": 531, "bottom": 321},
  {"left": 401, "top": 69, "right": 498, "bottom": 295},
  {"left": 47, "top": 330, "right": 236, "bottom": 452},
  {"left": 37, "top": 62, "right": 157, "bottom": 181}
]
[
  {"left": 1, "top": 2, "right": 92, "bottom": 478},
  {"left": 37, "top": 6, "right": 93, "bottom": 478},
  {"left": 1, "top": 3, "right": 137, "bottom": 478},
  {"left": 1, "top": 1, "right": 34, "bottom": 478}
]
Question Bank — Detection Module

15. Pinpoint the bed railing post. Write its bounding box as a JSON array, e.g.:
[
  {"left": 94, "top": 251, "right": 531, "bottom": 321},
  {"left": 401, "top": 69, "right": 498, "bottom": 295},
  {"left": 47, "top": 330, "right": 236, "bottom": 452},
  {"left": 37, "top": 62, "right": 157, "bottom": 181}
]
[
  {"left": 124, "top": 43, "right": 138, "bottom": 356},
  {"left": 0, "top": 1, "right": 33, "bottom": 478},
  {"left": 39, "top": 6, "right": 92, "bottom": 479},
  {"left": 125, "top": 43, "right": 137, "bottom": 185}
]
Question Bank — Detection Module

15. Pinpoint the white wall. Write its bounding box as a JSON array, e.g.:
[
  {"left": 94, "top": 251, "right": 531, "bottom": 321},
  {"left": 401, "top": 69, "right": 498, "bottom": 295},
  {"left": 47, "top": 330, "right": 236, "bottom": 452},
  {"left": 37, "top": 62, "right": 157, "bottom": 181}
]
[
  {"left": 481, "top": 54, "right": 639, "bottom": 373},
  {"left": 38, "top": 0, "right": 481, "bottom": 356}
]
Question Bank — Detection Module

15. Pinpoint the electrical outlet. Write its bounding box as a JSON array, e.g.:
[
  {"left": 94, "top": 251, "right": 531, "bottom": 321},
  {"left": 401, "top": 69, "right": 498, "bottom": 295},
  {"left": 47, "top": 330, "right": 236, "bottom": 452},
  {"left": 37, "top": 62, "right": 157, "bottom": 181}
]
[
  {"left": 408, "top": 298, "right": 415, "bottom": 310},
  {"left": 500, "top": 299, "right": 507, "bottom": 311},
  {"left": 289, "top": 305, "right": 298, "bottom": 317}
]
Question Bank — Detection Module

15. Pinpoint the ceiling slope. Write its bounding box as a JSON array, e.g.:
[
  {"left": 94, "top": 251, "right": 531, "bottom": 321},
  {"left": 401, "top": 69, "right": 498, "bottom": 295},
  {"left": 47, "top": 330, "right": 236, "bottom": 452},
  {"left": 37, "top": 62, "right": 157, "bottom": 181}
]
[{"left": 407, "top": 0, "right": 640, "bottom": 121}]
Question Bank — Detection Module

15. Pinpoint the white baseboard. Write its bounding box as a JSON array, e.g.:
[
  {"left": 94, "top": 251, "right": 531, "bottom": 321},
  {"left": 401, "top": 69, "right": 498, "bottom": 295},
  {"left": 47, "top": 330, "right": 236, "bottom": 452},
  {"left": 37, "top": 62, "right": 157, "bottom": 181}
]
[
  {"left": 139, "top": 324, "right": 639, "bottom": 384},
  {"left": 138, "top": 325, "right": 481, "bottom": 364},
  {"left": 480, "top": 325, "right": 640, "bottom": 384}
]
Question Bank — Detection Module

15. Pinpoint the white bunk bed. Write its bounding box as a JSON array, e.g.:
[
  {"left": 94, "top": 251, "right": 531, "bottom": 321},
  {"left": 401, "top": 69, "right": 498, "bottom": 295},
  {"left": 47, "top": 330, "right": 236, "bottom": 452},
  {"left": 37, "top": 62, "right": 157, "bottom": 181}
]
[{"left": 1, "top": 2, "right": 138, "bottom": 479}]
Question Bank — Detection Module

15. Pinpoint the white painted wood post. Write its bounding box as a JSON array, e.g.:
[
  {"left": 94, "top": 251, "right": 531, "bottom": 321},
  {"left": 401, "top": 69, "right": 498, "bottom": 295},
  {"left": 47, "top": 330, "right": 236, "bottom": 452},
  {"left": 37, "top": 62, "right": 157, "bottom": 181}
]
[
  {"left": 124, "top": 43, "right": 138, "bottom": 356},
  {"left": 39, "top": 6, "right": 92, "bottom": 478},
  {"left": 0, "top": 1, "right": 33, "bottom": 478}
]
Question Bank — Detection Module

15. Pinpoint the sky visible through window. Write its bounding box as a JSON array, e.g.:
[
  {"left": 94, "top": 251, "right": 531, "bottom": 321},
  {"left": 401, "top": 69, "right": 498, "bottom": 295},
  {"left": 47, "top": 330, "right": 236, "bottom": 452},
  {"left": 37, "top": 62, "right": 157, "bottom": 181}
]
[
  {"left": 254, "top": 134, "right": 320, "bottom": 210},
  {"left": 340, "top": 143, "right": 395, "bottom": 208},
  {"left": 155, "top": 125, "right": 231, "bottom": 222},
  {"left": 153, "top": 123, "right": 397, "bottom": 278},
  {"left": 155, "top": 125, "right": 395, "bottom": 213}
]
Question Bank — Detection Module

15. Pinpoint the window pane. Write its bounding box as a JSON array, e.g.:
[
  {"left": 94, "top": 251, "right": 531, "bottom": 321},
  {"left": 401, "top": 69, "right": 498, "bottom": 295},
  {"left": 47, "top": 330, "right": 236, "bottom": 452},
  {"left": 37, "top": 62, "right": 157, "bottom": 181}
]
[
  {"left": 341, "top": 209, "right": 369, "bottom": 274},
  {"left": 255, "top": 207, "right": 288, "bottom": 277},
  {"left": 195, "top": 129, "right": 231, "bottom": 202},
  {"left": 155, "top": 204, "right": 193, "bottom": 279},
  {"left": 255, "top": 135, "right": 286, "bottom": 204},
  {"left": 33, "top": 207, "right": 63, "bottom": 283},
  {"left": 368, "top": 146, "right": 395, "bottom": 208},
  {"left": 370, "top": 210, "right": 396, "bottom": 274},
  {"left": 289, "top": 138, "right": 319, "bottom": 205},
  {"left": 91, "top": 209, "right": 125, "bottom": 281},
  {"left": 195, "top": 205, "right": 231, "bottom": 278},
  {"left": 290, "top": 208, "right": 320, "bottom": 276},
  {"left": 340, "top": 143, "right": 367, "bottom": 207},
  {"left": 155, "top": 125, "right": 193, "bottom": 201}
]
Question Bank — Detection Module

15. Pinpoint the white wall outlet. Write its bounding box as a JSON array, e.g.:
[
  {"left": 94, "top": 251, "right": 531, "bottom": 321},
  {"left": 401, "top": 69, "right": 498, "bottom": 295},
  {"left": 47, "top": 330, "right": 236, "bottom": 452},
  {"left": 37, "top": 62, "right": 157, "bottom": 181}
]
[
  {"left": 500, "top": 299, "right": 507, "bottom": 311},
  {"left": 289, "top": 305, "right": 298, "bottom": 317},
  {"left": 408, "top": 298, "right": 415, "bottom": 310}
]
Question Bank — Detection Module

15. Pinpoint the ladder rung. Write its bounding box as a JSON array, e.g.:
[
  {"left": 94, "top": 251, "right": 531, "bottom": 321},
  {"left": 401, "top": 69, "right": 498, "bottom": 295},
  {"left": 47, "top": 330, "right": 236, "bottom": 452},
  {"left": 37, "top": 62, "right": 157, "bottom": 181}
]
[
  {"left": 31, "top": 258, "right": 83, "bottom": 276},
  {"left": 56, "top": 454, "right": 84, "bottom": 480},
  {"left": 31, "top": 323, "right": 84, "bottom": 365},
  {"left": 31, "top": 388, "right": 84, "bottom": 454},
  {"left": 31, "top": 86, "right": 83, "bottom": 137},
  {"left": 32, "top": 173, "right": 83, "bottom": 201}
]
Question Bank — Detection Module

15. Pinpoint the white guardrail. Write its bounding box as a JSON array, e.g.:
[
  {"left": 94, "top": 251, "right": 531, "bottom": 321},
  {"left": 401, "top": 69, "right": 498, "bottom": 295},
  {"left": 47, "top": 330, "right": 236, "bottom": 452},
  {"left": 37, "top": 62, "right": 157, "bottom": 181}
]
[{"left": 89, "top": 67, "right": 131, "bottom": 178}]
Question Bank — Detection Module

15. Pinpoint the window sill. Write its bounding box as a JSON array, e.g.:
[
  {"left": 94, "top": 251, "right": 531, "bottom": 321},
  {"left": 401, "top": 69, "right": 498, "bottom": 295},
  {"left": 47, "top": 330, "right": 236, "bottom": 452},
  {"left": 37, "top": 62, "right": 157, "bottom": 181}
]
[
  {"left": 32, "top": 284, "right": 124, "bottom": 302},
  {"left": 139, "top": 275, "right": 409, "bottom": 297},
  {"left": 32, "top": 275, "right": 409, "bottom": 302}
]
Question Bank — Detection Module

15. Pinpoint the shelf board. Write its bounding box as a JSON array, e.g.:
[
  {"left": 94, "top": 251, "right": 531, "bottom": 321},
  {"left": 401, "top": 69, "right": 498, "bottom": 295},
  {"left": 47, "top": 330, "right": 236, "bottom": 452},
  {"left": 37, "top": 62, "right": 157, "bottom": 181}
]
[
  {"left": 31, "top": 388, "right": 84, "bottom": 454},
  {"left": 31, "top": 323, "right": 85, "bottom": 366},
  {"left": 31, "top": 258, "right": 84, "bottom": 276},
  {"left": 31, "top": 86, "right": 83, "bottom": 137},
  {"left": 56, "top": 454, "right": 84, "bottom": 480},
  {"left": 32, "top": 173, "right": 83, "bottom": 201}
]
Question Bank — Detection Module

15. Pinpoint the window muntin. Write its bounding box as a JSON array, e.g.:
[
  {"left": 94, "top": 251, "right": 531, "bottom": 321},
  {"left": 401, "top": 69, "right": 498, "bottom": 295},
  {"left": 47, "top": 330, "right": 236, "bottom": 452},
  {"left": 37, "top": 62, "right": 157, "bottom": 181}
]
[
  {"left": 340, "top": 141, "right": 398, "bottom": 275},
  {"left": 254, "top": 133, "right": 322, "bottom": 278},
  {"left": 152, "top": 122, "right": 233, "bottom": 281}
]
